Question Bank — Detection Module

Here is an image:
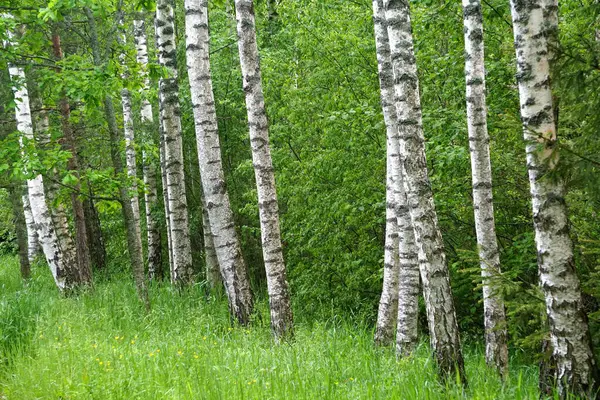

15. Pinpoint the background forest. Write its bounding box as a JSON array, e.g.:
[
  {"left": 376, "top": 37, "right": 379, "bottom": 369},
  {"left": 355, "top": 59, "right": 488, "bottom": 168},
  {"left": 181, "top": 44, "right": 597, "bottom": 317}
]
[{"left": 0, "top": 0, "right": 599, "bottom": 398}]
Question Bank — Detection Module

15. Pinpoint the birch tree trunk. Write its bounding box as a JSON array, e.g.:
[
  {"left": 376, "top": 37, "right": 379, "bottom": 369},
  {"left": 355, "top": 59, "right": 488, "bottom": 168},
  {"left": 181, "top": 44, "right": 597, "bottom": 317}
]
[
  {"left": 85, "top": 7, "right": 149, "bottom": 309},
  {"left": 8, "top": 60, "right": 78, "bottom": 291},
  {"left": 462, "top": 0, "right": 508, "bottom": 377},
  {"left": 133, "top": 18, "right": 162, "bottom": 279},
  {"left": 234, "top": 0, "right": 293, "bottom": 339},
  {"left": 21, "top": 188, "right": 40, "bottom": 263},
  {"left": 51, "top": 30, "right": 93, "bottom": 285},
  {"left": 373, "top": 0, "right": 399, "bottom": 347},
  {"left": 183, "top": 0, "right": 253, "bottom": 325},
  {"left": 155, "top": 0, "right": 194, "bottom": 284},
  {"left": 372, "top": 0, "right": 420, "bottom": 352},
  {"left": 159, "top": 126, "right": 174, "bottom": 278},
  {"left": 383, "top": 0, "right": 466, "bottom": 382},
  {"left": 200, "top": 189, "right": 221, "bottom": 290},
  {"left": 9, "top": 184, "right": 31, "bottom": 280},
  {"left": 509, "top": 0, "right": 598, "bottom": 396}
]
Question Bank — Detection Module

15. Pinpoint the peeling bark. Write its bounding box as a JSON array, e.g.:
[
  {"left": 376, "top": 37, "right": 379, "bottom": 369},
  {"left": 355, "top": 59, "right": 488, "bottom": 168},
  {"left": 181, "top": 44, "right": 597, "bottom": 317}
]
[{"left": 509, "top": 0, "right": 598, "bottom": 396}]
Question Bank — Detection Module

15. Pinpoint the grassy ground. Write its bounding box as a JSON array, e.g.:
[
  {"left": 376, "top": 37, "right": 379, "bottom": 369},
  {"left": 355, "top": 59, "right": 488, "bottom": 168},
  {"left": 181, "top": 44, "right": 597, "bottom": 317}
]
[{"left": 0, "top": 256, "right": 540, "bottom": 399}]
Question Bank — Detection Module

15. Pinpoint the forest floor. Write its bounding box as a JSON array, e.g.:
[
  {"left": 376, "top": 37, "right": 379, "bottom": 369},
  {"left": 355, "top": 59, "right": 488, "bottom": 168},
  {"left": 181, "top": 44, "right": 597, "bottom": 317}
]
[{"left": 0, "top": 256, "right": 540, "bottom": 399}]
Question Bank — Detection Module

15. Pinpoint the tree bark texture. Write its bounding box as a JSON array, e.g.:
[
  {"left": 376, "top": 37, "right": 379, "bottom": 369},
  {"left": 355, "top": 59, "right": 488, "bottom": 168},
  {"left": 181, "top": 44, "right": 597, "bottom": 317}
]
[
  {"left": 373, "top": 0, "right": 420, "bottom": 352},
  {"left": 383, "top": 0, "right": 466, "bottom": 382},
  {"left": 234, "top": 0, "right": 293, "bottom": 339},
  {"left": 183, "top": 0, "right": 254, "bottom": 325},
  {"left": 509, "top": 0, "right": 598, "bottom": 396},
  {"left": 462, "top": 0, "right": 508, "bottom": 378},
  {"left": 155, "top": 0, "right": 194, "bottom": 283},
  {"left": 83, "top": 195, "right": 106, "bottom": 270},
  {"left": 133, "top": 18, "right": 162, "bottom": 279}
]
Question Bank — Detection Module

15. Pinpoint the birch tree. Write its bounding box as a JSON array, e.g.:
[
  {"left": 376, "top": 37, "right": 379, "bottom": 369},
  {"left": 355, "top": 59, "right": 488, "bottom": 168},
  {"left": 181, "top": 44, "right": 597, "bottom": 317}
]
[
  {"left": 372, "top": 0, "right": 420, "bottom": 353},
  {"left": 234, "top": 0, "right": 293, "bottom": 338},
  {"left": 509, "top": 0, "right": 598, "bottom": 395},
  {"left": 120, "top": 21, "right": 143, "bottom": 253},
  {"left": 21, "top": 189, "right": 39, "bottom": 263},
  {"left": 155, "top": 0, "right": 193, "bottom": 283},
  {"left": 383, "top": 0, "right": 466, "bottom": 381},
  {"left": 7, "top": 55, "right": 78, "bottom": 291},
  {"left": 183, "top": 0, "right": 253, "bottom": 324},
  {"left": 133, "top": 18, "right": 162, "bottom": 279},
  {"left": 462, "top": 0, "right": 508, "bottom": 377}
]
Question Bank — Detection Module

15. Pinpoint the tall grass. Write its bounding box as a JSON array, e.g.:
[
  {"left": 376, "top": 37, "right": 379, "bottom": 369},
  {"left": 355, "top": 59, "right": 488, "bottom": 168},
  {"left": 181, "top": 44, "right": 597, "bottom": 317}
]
[{"left": 0, "top": 256, "right": 540, "bottom": 399}]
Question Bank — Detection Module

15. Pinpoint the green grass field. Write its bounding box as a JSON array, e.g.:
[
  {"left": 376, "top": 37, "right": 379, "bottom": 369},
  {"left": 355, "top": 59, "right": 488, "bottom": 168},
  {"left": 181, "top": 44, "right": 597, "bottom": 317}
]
[{"left": 0, "top": 256, "right": 540, "bottom": 399}]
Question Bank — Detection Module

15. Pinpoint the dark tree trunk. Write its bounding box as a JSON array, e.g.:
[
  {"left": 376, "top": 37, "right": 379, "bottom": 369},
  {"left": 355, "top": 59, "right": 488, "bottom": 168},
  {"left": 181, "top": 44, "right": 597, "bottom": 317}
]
[{"left": 8, "top": 184, "right": 31, "bottom": 280}]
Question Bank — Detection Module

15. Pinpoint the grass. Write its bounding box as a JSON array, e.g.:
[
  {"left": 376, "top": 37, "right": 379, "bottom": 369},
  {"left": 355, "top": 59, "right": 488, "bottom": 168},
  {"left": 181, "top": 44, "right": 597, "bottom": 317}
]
[{"left": 0, "top": 255, "right": 541, "bottom": 399}]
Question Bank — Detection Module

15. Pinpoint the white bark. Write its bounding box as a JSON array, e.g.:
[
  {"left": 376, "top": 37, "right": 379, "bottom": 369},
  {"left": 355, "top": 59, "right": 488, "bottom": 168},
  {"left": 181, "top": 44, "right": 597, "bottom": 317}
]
[
  {"left": 8, "top": 62, "right": 77, "bottom": 291},
  {"left": 201, "top": 189, "right": 221, "bottom": 289},
  {"left": 183, "top": 0, "right": 253, "bottom": 325},
  {"left": 462, "top": 0, "right": 508, "bottom": 377},
  {"left": 21, "top": 188, "right": 40, "bottom": 262},
  {"left": 509, "top": 0, "right": 597, "bottom": 395},
  {"left": 155, "top": 0, "right": 194, "bottom": 283},
  {"left": 234, "top": 0, "right": 293, "bottom": 338},
  {"left": 372, "top": 0, "right": 420, "bottom": 352},
  {"left": 384, "top": 0, "right": 465, "bottom": 381},
  {"left": 134, "top": 18, "right": 162, "bottom": 279}
]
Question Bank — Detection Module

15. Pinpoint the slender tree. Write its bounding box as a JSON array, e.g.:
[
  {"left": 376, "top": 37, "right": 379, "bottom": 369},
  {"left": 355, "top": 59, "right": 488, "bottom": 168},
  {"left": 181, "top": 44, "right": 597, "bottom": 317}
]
[
  {"left": 51, "top": 29, "right": 93, "bottom": 285},
  {"left": 233, "top": 0, "right": 293, "bottom": 338},
  {"left": 7, "top": 51, "right": 79, "bottom": 291},
  {"left": 85, "top": 7, "right": 149, "bottom": 308},
  {"left": 155, "top": 0, "right": 193, "bottom": 283},
  {"left": 372, "top": 0, "right": 420, "bottom": 353},
  {"left": 183, "top": 0, "right": 253, "bottom": 324},
  {"left": 133, "top": 18, "right": 162, "bottom": 279},
  {"left": 461, "top": 0, "right": 508, "bottom": 377},
  {"left": 120, "top": 20, "right": 143, "bottom": 255},
  {"left": 383, "top": 0, "right": 466, "bottom": 381},
  {"left": 509, "top": 0, "right": 598, "bottom": 395},
  {"left": 200, "top": 188, "right": 220, "bottom": 290}
]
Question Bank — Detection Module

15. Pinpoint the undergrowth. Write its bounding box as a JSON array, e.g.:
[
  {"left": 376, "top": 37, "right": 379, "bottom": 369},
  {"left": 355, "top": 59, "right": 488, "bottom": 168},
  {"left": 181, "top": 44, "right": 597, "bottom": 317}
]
[{"left": 0, "top": 256, "right": 540, "bottom": 399}]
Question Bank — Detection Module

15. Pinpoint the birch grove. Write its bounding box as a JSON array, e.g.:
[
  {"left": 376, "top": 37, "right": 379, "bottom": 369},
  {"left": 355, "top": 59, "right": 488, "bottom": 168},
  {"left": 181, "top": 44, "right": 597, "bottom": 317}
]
[
  {"left": 461, "top": 0, "right": 508, "bottom": 377},
  {"left": 509, "top": 0, "right": 598, "bottom": 395},
  {"left": 155, "top": 0, "right": 193, "bottom": 283},
  {"left": 183, "top": 0, "right": 253, "bottom": 324},
  {"left": 233, "top": 0, "right": 294, "bottom": 339}
]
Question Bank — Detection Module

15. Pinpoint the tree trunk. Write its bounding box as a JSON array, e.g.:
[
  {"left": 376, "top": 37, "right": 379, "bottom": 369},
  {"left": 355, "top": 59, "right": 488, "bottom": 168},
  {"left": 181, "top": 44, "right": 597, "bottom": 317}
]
[
  {"left": 21, "top": 188, "right": 40, "bottom": 263},
  {"left": 8, "top": 59, "right": 79, "bottom": 291},
  {"left": 159, "top": 125, "right": 173, "bottom": 279},
  {"left": 9, "top": 184, "right": 31, "bottom": 280},
  {"left": 372, "top": 0, "right": 420, "bottom": 352},
  {"left": 51, "top": 30, "right": 93, "bottom": 286},
  {"left": 462, "top": 0, "right": 508, "bottom": 378},
  {"left": 133, "top": 18, "right": 162, "bottom": 280},
  {"left": 85, "top": 7, "right": 149, "bottom": 309},
  {"left": 383, "top": 0, "right": 466, "bottom": 382},
  {"left": 233, "top": 0, "right": 293, "bottom": 339},
  {"left": 201, "top": 188, "right": 221, "bottom": 290},
  {"left": 183, "top": 0, "right": 253, "bottom": 325},
  {"left": 155, "top": 0, "right": 194, "bottom": 284},
  {"left": 509, "top": 0, "right": 598, "bottom": 396},
  {"left": 83, "top": 193, "right": 106, "bottom": 270}
]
